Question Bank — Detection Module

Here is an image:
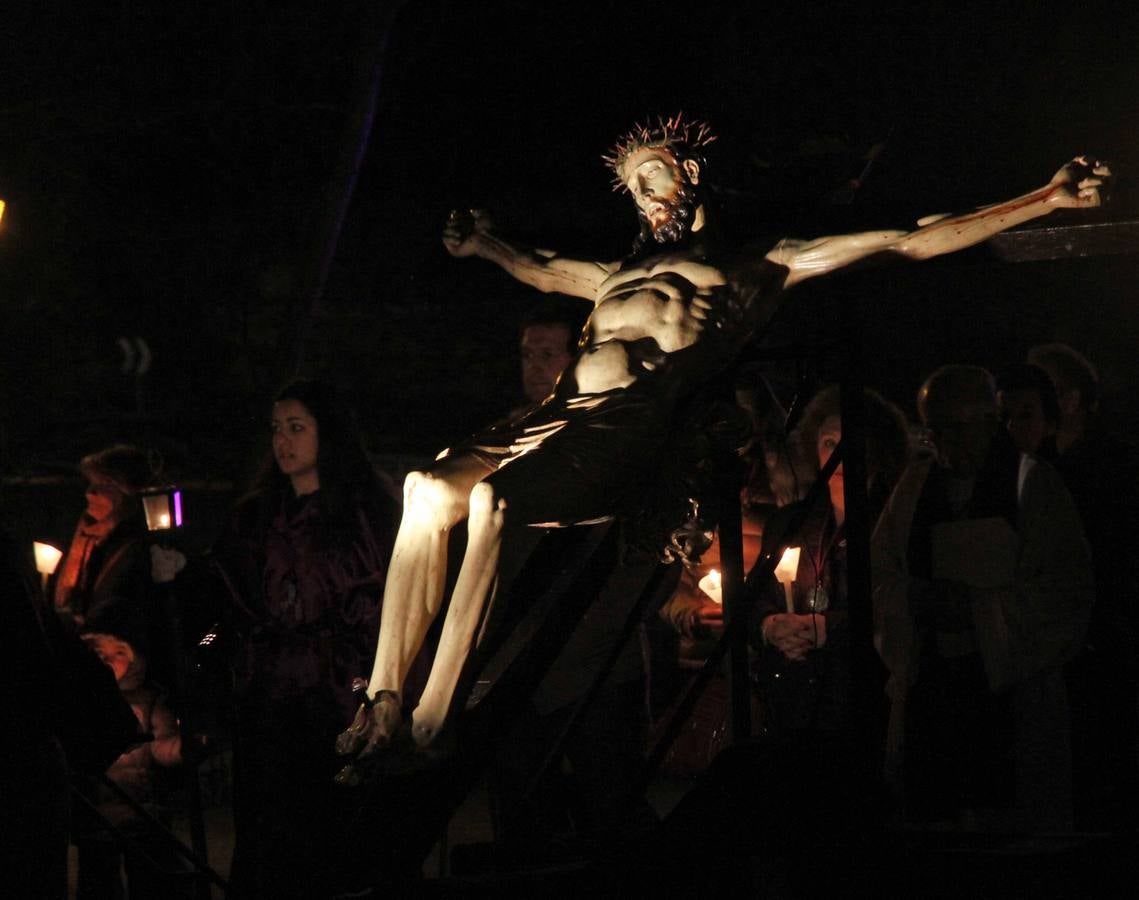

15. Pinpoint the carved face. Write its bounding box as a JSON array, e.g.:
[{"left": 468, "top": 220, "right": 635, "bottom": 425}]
[
  {"left": 271, "top": 398, "right": 320, "bottom": 491},
  {"left": 520, "top": 324, "right": 574, "bottom": 403},
  {"left": 623, "top": 147, "right": 700, "bottom": 244}
]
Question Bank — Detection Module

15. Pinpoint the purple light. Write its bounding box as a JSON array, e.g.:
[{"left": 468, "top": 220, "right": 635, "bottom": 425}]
[{"left": 173, "top": 490, "right": 183, "bottom": 528}]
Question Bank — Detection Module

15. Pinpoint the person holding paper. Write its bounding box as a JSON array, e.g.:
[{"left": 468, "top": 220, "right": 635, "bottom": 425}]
[{"left": 872, "top": 365, "right": 1093, "bottom": 831}]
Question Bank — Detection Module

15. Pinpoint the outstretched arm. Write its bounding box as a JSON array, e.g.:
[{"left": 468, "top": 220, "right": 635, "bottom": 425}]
[
  {"left": 443, "top": 209, "right": 617, "bottom": 302},
  {"left": 770, "top": 157, "right": 1110, "bottom": 290}
]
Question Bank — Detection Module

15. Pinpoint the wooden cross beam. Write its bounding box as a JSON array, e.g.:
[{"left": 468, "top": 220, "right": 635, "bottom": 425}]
[{"left": 988, "top": 217, "right": 1139, "bottom": 263}]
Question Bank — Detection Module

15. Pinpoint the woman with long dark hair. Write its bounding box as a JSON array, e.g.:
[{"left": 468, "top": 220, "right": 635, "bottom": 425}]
[{"left": 213, "top": 379, "right": 406, "bottom": 898}]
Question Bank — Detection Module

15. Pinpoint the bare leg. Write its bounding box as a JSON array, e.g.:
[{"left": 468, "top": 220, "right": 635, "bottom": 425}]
[
  {"left": 411, "top": 480, "right": 508, "bottom": 747},
  {"left": 347, "top": 413, "right": 626, "bottom": 755},
  {"left": 350, "top": 457, "right": 490, "bottom": 753}
]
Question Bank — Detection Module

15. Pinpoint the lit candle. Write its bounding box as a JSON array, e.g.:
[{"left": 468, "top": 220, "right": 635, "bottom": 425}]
[
  {"left": 774, "top": 546, "right": 801, "bottom": 614},
  {"left": 141, "top": 487, "right": 184, "bottom": 533},
  {"left": 697, "top": 568, "right": 723, "bottom": 605},
  {"left": 33, "top": 541, "right": 63, "bottom": 594},
  {"left": 34, "top": 541, "right": 62, "bottom": 575}
]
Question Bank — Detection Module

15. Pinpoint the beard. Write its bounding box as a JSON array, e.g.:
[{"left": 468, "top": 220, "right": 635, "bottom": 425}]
[{"left": 642, "top": 180, "right": 699, "bottom": 245}]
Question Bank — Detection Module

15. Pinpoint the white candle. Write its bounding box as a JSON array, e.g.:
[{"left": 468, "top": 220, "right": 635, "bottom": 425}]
[
  {"left": 34, "top": 541, "right": 63, "bottom": 595},
  {"left": 774, "top": 546, "right": 801, "bottom": 614},
  {"left": 697, "top": 568, "right": 723, "bottom": 605},
  {"left": 33, "top": 541, "right": 63, "bottom": 576}
]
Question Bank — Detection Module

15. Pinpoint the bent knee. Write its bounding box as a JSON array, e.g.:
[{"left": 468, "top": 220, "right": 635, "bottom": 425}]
[
  {"left": 403, "top": 469, "right": 432, "bottom": 503},
  {"left": 467, "top": 481, "right": 509, "bottom": 525},
  {"left": 403, "top": 470, "right": 466, "bottom": 528}
]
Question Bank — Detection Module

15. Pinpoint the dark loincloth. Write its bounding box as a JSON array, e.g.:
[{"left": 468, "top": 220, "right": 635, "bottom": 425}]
[{"left": 437, "top": 387, "right": 673, "bottom": 527}]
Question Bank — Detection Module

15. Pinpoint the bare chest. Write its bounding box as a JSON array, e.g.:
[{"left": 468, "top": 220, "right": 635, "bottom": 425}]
[{"left": 588, "top": 256, "right": 728, "bottom": 353}]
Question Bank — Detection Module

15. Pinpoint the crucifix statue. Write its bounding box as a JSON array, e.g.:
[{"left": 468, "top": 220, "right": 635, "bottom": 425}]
[{"left": 337, "top": 113, "right": 1108, "bottom": 759}]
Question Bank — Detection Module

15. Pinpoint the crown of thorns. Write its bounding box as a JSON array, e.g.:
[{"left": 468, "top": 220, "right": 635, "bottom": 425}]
[{"left": 603, "top": 113, "right": 717, "bottom": 191}]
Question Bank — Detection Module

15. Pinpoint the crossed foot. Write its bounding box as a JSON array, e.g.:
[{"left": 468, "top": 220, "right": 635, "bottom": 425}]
[{"left": 333, "top": 685, "right": 451, "bottom": 785}]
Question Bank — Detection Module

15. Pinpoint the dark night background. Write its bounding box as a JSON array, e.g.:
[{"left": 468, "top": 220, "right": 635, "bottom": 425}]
[{"left": 2, "top": 0, "right": 1137, "bottom": 550}]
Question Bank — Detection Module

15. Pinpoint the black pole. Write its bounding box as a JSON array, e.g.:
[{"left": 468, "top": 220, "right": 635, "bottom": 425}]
[
  {"left": 514, "top": 561, "right": 676, "bottom": 828},
  {"left": 717, "top": 450, "right": 750, "bottom": 743},
  {"left": 73, "top": 773, "right": 231, "bottom": 894},
  {"left": 838, "top": 294, "right": 879, "bottom": 783}
]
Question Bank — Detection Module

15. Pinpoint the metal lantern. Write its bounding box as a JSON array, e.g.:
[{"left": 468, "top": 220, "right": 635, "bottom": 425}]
[{"left": 140, "top": 484, "right": 184, "bottom": 533}]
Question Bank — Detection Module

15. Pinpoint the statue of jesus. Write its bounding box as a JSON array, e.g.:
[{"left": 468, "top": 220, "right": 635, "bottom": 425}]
[{"left": 338, "top": 114, "right": 1108, "bottom": 757}]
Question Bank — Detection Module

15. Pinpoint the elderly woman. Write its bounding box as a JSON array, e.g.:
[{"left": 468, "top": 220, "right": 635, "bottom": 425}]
[
  {"left": 52, "top": 445, "right": 169, "bottom": 666},
  {"left": 751, "top": 385, "right": 910, "bottom": 741}
]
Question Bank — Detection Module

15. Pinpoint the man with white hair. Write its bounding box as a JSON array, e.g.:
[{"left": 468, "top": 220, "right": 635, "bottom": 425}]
[{"left": 873, "top": 364, "right": 1093, "bottom": 830}]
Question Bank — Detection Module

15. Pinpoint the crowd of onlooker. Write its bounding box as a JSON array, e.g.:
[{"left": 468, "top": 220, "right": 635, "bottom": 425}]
[{"left": 3, "top": 312, "right": 1136, "bottom": 896}]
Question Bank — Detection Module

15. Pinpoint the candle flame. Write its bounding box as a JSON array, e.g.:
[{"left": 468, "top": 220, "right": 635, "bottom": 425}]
[
  {"left": 697, "top": 568, "right": 724, "bottom": 604},
  {"left": 774, "top": 546, "right": 801, "bottom": 584},
  {"left": 34, "top": 541, "right": 63, "bottom": 575}
]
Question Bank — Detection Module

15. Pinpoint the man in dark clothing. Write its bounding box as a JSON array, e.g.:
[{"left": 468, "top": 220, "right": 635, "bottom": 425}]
[{"left": 1029, "top": 342, "right": 1139, "bottom": 830}]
